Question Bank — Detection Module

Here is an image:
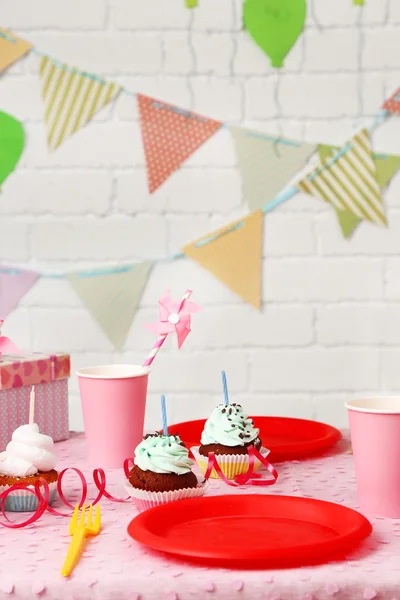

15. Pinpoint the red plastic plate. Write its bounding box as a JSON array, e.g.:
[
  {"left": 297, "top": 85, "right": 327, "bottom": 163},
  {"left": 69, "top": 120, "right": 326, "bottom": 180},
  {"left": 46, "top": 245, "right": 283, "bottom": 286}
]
[
  {"left": 128, "top": 494, "right": 372, "bottom": 568},
  {"left": 167, "top": 416, "right": 342, "bottom": 462}
]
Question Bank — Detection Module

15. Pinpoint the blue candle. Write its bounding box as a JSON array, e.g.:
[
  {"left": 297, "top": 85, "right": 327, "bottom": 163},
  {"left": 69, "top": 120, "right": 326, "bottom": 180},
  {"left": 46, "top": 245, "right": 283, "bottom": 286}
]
[
  {"left": 221, "top": 371, "right": 229, "bottom": 406},
  {"left": 161, "top": 394, "right": 168, "bottom": 436}
]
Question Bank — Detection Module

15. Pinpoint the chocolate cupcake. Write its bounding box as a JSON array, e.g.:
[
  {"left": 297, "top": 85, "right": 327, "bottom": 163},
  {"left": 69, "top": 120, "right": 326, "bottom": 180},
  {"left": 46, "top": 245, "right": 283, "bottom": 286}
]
[
  {"left": 192, "top": 404, "right": 269, "bottom": 480},
  {"left": 126, "top": 432, "right": 205, "bottom": 511},
  {"left": 198, "top": 403, "right": 262, "bottom": 456}
]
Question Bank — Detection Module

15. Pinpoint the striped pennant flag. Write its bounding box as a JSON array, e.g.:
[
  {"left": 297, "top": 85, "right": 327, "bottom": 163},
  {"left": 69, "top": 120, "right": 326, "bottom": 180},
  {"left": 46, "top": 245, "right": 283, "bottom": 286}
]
[
  {"left": 297, "top": 129, "right": 386, "bottom": 227},
  {"left": 39, "top": 56, "right": 122, "bottom": 150}
]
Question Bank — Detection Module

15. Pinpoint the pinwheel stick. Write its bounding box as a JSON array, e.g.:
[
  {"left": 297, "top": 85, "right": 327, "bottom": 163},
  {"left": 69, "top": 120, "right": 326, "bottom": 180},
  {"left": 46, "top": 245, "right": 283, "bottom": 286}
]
[{"left": 142, "top": 289, "right": 192, "bottom": 368}]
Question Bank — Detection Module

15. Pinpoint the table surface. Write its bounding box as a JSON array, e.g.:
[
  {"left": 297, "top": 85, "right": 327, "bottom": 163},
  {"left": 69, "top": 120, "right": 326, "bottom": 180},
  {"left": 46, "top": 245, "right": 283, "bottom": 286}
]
[{"left": 0, "top": 432, "right": 399, "bottom": 600}]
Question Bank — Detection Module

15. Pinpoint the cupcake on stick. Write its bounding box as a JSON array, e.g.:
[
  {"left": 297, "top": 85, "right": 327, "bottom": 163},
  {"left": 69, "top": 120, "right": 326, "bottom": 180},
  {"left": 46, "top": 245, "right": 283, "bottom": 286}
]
[
  {"left": 0, "top": 386, "right": 58, "bottom": 512},
  {"left": 126, "top": 395, "right": 205, "bottom": 511},
  {"left": 192, "top": 371, "right": 270, "bottom": 480}
]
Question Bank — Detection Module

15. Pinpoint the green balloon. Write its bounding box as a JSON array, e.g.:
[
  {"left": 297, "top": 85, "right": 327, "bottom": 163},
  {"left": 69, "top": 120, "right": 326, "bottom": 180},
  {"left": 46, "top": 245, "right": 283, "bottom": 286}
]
[
  {"left": 244, "top": 0, "right": 306, "bottom": 68},
  {"left": 0, "top": 112, "right": 25, "bottom": 187}
]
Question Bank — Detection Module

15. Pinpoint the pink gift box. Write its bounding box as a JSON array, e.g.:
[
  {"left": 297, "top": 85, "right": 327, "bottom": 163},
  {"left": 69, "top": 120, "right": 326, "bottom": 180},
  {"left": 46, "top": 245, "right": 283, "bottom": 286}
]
[{"left": 0, "top": 353, "right": 70, "bottom": 451}]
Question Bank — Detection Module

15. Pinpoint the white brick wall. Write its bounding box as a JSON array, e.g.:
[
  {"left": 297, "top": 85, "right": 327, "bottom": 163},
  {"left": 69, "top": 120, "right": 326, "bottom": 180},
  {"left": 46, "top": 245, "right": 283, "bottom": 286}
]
[{"left": 1, "top": 0, "right": 399, "bottom": 433}]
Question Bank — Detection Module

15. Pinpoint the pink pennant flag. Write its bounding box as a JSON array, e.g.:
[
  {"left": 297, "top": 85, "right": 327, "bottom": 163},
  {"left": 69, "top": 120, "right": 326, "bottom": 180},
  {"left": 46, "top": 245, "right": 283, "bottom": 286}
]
[{"left": 0, "top": 268, "right": 39, "bottom": 317}]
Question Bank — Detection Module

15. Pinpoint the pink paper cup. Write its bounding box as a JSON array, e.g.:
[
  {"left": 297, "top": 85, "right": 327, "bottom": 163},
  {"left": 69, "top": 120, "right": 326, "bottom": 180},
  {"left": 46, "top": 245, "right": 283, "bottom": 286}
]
[
  {"left": 346, "top": 397, "right": 400, "bottom": 518},
  {"left": 78, "top": 364, "right": 150, "bottom": 469}
]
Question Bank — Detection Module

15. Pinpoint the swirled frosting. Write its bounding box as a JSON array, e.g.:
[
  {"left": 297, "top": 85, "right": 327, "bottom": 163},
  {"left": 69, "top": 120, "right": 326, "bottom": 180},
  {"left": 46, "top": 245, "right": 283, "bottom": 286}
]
[
  {"left": 0, "top": 424, "right": 57, "bottom": 477},
  {"left": 201, "top": 403, "right": 260, "bottom": 447},
  {"left": 134, "top": 433, "right": 194, "bottom": 475}
]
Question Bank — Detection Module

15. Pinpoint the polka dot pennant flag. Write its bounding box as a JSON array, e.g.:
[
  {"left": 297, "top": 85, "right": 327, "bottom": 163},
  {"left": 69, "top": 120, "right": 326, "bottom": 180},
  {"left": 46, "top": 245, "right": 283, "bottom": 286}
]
[
  {"left": 137, "top": 94, "right": 222, "bottom": 194},
  {"left": 382, "top": 88, "right": 400, "bottom": 114}
]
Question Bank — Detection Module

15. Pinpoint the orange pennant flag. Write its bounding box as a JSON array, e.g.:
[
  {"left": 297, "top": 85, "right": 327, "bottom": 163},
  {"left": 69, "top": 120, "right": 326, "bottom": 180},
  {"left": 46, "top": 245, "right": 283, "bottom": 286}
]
[
  {"left": 182, "top": 210, "right": 263, "bottom": 309},
  {"left": 137, "top": 94, "right": 222, "bottom": 194},
  {"left": 0, "top": 28, "right": 32, "bottom": 73}
]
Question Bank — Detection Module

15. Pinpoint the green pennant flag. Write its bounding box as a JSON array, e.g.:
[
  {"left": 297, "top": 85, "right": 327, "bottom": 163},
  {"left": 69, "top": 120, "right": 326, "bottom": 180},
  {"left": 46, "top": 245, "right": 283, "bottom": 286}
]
[
  {"left": 374, "top": 154, "right": 400, "bottom": 188},
  {"left": 317, "top": 144, "right": 400, "bottom": 238},
  {"left": 231, "top": 126, "right": 315, "bottom": 212},
  {"left": 67, "top": 263, "right": 152, "bottom": 350},
  {"left": 335, "top": 208, "right": 361, "bottom": 239}
]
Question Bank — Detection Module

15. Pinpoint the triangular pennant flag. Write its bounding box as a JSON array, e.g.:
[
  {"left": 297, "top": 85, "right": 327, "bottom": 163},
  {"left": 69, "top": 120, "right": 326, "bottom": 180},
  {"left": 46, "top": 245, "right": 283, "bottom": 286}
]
[
  {"left": 298, "top": 129, "right": 386, "bottom": 227},
  {"left": 319, "top": 144, "right": 400, "bottom": 189},
  {"left": 0, "top": 268, "right": 39, "bottom": 317},
  {"left": 318, "top": 144, "right": 400, "bottom": 237},
  {"left": 67, "top": 263, "right": 152, "bottom": 350},
  {"left": 318, "top": 144, "right": 361, "bottom": 237},
  {"left": 374, "top": 154, "right": 400, "bottom": 188},
  {"left": 137, "top": 94, "right": 222, "bottom": 193},
  {"left": 0, "top": 28, "right": 32, "bottom": 73},
  {"left": 382, "top": 88, "right": 400, "bottom": 113},
  {"left": 230, "top": 126, "right": 316, "bottom": 212},
  {"left": 39, "top": 56, "right": 122, "bottom": 150},
  {"left": 335, "top": 208, "right": 361, "bottom": 239},
  {"left": 182, "top": 211, "right": 263, "bottom": 309}
]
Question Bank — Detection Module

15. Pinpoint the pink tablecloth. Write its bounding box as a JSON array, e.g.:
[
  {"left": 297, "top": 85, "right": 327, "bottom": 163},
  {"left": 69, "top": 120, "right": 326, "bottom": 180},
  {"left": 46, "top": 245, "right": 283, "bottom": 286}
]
[{"left": 0, "top": 432, "right": 399, "bottom": 600}]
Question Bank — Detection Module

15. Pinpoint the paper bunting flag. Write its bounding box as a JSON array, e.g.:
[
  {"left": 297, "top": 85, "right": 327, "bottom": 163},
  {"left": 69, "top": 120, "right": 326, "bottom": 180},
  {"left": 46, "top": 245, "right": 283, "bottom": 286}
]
[
  {"left": 230, "top": 126, "right": 315, "bottom": 212},
  {"left": 297, "top": 129, "right": 386, "bottom": 227},
  {"left": 182, "top": 211, "right": 263, "bottom": 309},
  {"left": 0, "top": 268, "right": 39, "bottom": 318},
  {"left": 0, "top": 112, "right": 25, "bottom": 186},
  {"left": 317, "top": 144, "right": 400, "bottom": 237},
  {"left": 374, "top": 154, "right": 400, "bottom": 189},
  {"left": 335, "top": 208, "right": 361, "bottom": 239},
  {"left": 67, "top": 263, "right": 152, "bottom": 350},
  {"left": 137, "top": 94, "right": 222, "bottom": 193},
  {"left": 382, "top": 88, "right": 400, "bottom": 113},
  {"left": 39, "top": 56, "right": 122, "bottom": 150},
  {"left": 0, "top": 28, "right": 32, "bottom": 73}
]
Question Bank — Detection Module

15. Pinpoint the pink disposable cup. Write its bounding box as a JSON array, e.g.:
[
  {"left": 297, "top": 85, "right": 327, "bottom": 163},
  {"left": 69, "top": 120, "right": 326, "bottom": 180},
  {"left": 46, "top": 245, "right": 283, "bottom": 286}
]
[
  {"left": 346, "top": 397, "right": 400, "bottom": 518},
  {"left": 77, "top": 365, "right": 150, "bottom": 469}
]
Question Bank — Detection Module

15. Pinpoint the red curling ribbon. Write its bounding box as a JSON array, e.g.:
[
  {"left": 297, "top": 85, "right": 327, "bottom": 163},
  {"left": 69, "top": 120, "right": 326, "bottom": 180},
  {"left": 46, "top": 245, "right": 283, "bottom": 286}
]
[
  {"left": 0, "top": 481, "right": 47, "bottom": 528},
  {"left": 92, "top": 469, "right": 129, "bottom": 503},
  {"left": 57, "top": 468, "right": 88, "bottom": 509},
  {"left": 204, "top": 447, "right": 278, "bottom": 487},
  {"left": 0, "top": 461, "right": 134, "bottom": 527},
  {"left": 124, "top": 458, "right": 134, "bottom": 479}
]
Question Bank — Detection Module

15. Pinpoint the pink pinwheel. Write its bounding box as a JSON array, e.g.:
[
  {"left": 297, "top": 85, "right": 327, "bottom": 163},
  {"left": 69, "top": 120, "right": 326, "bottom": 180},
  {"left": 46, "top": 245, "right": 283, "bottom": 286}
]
[
  {"left": 143, "top": 289, "right": 202, "bottom": 368},
  {"left": 0, "top": 319, "right": 21, "bottom": 358}
]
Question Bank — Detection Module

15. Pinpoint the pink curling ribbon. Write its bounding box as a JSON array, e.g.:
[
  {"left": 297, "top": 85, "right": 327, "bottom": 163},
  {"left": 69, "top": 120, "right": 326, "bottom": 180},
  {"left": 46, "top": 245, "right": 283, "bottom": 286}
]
[
  {"left": 203, "top": 446, "right": 279, "bottom": 487},
  {"left": 0, "top": 465, "right": 132, "bottom": 528}
]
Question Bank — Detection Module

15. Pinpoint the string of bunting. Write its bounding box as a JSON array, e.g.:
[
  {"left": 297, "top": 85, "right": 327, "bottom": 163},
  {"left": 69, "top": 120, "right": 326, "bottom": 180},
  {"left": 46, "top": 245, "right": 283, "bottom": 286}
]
[{"left": 0, "top": 27, "right": 399, "bottom": 350}]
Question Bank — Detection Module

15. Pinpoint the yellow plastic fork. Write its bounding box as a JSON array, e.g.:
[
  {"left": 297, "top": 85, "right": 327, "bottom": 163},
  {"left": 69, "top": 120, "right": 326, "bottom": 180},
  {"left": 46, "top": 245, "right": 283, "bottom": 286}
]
[{"left": 61, "top": 503, "right": 101, "bottom": 577}]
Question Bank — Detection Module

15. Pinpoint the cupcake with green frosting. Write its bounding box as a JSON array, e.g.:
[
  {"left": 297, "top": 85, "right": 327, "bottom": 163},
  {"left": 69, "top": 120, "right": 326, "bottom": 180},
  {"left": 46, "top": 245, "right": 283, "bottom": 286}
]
[
  {"left": 192, "top": 403, "right": 269, "bottom": 480},
  {"left": 126, "top": 432, "right": 205, "bottom": 511}
]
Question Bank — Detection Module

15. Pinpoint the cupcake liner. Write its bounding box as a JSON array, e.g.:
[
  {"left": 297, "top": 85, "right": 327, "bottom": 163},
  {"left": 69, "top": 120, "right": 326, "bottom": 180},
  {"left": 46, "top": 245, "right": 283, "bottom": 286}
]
[
  {"left": 0, "top": 482, "right": 58, "bottom": 513},
  {"left": 125, "top": 476, "right": 206, "bottom": 512},
  {"left": 191, "top": 446, "right": 270, "bottom": 480}
]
